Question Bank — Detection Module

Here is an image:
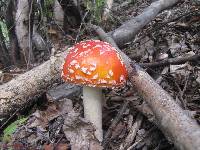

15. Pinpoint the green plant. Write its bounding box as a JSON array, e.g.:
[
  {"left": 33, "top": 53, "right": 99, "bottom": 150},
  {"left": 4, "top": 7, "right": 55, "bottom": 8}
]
[
  {"left": 85, "top": 0, "right": 105, "bottom": 23},
  {"left": 43, "top": 0, "right": 55, "bottom": 20},
  {"left": 2, "top": 117, "right": 28, "bottom": 142}
]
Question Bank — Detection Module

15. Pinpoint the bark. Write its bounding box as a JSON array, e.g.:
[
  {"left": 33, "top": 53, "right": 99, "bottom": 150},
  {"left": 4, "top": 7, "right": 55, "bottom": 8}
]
[
  {"left": 58, "top": 0, "right": 81, "bottom": 31},
  {"left": 0, "top": 52, "right": 66, "bottom": 118},
  {"left": 15, "top": 0, "right": 34, "bottom": 65},
  {"left": 5, "top": 0, "right": 21, "bottom": 66},
  {"left": 32, "top": 30, "right": 48, "bottom": 52},
  {"left": 109, "top": 0, "right": 180, "bottom": 47},
  {"left": 53, "top": 0, "right": 64, "bottom": 26}
]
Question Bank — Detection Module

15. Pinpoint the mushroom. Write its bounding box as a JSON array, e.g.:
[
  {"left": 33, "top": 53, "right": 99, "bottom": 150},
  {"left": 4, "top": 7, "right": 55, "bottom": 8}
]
[{"left": 61, "top": 40, "right": 128, "bottom": 142}]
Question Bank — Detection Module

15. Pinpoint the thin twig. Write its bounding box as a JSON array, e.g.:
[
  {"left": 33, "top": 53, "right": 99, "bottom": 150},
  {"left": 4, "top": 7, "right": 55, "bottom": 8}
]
[
  {"left": 127, "top": 126, "right": 157, "bottom": 150},
  {"left": 139, "top": 55, "right": 200, "bottom": 68},
  {"left": 173, "top": 77, "right": 187, "bottom": 109},
  {"left": 75, "top": 11, "right": 89, "bottom": 43},
  {"left": 119, "top": 113, "right": 143, "bottom": 150},
  {"left": 54, "top": 134, "right": 64, "bottom": 148},
  {"left": 103, "top": 100, "right": 129, "bottom": 147},
  {"left": 177, "top": 74, "right": 190, "bottom": 109},
  {"left": 0, "top": 108, "right": 20, "bottom": 130},
  {"left": 181, "top": 74, "right": 190, "bottom": 99}
]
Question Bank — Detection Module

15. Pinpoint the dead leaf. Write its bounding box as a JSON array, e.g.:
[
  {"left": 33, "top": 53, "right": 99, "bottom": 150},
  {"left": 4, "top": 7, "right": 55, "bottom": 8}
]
[
  {"left": 44, "top": 143, "right": 70, "bottom": 150},
  {"left": 44, "top": 144, "right": 53, "bottom": 150},
  {"left": 27, "top": 98, "right": 73, "bottom": 130},
  {"left": 63, "top": 111, "right": 102, "bottom": 150},
  {"left": 170, "top": 62, "right": 193, "bottom": 77},
  {"left": 196, "top": 76, "right": 200, "bottom": 84}
]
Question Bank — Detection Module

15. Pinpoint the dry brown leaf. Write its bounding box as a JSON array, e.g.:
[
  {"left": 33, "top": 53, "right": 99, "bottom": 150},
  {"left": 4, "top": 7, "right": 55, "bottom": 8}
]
[
  {"left": 44, "top": 143, "right": 70, "bottom": 150},
  {"left": 27, "top": 98, "right": 73, "bottom": 130},
  {"left": 63, "top": 111, "right": 102, "bottom": 150}
]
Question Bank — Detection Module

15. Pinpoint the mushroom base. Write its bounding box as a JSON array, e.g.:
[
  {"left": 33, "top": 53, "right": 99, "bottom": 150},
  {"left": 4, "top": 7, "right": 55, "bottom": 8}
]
[{"left": 83, "top": 86, "right": 103, "bottom": 142}]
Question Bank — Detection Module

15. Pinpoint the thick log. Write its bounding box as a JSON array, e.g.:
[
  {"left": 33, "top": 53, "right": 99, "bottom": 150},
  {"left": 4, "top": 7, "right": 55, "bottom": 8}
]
[{"left": 0, "top": 52, "right": 66, "bottom": 117}]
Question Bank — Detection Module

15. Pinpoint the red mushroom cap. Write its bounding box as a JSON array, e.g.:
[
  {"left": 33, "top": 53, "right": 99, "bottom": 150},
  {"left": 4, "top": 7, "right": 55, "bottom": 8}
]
[{"left": 62, "top": 40, "right": 128, "bottom": 88}]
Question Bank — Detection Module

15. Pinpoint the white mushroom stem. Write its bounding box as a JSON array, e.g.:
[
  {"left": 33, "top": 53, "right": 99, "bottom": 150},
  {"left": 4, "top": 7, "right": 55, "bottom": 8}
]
[{"left": 83, "top": 86, "right": 103, "bottom": 142}]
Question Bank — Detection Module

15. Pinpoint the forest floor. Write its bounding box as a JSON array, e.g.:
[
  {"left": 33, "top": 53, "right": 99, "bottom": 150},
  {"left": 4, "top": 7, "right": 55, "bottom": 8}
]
[{"left": 0, "top": 0, "right": 200, "bottom": 149}]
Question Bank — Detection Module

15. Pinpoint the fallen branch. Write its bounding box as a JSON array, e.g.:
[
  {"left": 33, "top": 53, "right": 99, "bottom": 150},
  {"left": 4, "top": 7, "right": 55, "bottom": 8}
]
[
  {"left": 89, "top": 24, "right": 200, "bottom": 150},
  {"left": 110, "top": 0, "right": 180, "bottom": 47},
  {"left": 139, "top": 55, "right": 200, "bottom": 68},
  {"left": 0, "top": 52, "right": 66, "bottom": 118},
  {"left": 129, "top": 67, "right": 169, "bottom": 125}
]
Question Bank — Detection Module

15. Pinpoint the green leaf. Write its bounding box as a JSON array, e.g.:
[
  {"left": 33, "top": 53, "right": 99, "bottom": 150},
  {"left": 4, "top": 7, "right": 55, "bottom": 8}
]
[{"left": 2, "top": 117, "right": 28, "bottom": 142}]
